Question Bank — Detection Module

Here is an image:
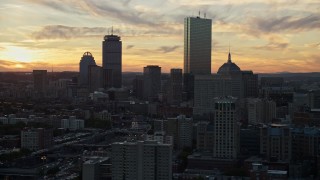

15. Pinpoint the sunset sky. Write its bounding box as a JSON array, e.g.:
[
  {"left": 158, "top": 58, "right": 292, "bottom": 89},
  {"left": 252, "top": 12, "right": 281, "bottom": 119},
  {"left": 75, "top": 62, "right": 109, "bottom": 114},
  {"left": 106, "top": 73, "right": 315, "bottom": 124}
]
[{"left": 0, "top": 0, "right": 319, "bottom": 73}]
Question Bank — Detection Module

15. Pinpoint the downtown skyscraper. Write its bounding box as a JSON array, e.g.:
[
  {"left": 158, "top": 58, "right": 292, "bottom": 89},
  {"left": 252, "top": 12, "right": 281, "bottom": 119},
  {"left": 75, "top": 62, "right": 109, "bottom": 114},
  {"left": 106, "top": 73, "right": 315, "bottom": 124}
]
[
  {"left": 184, "top": 16, "right": 212, "bottom": 100},
  {"left": 184, "top": 16, "right": 212, "bottom": 75},
  {"left": 102, "top": 33, "right": 122, "bottom": 88}
]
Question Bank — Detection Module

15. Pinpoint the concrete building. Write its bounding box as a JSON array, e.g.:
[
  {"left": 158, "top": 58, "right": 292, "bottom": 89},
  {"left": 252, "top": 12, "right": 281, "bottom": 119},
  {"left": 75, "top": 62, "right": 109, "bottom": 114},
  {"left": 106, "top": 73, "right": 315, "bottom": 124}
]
[
  {"left": 184, "top": 16, "right": 212, "bottom": 75},
  {"left": 33, "top": 70, "right": 48, "bottom": 96},
  {"left": 196, "top": 121, "right": 214, "bottom": 151},
  {"left": 79, "top": 52, "right": 96, "bottom": 86},
  {"left": 168, "top": 68, "right": 183, "bottom": 105},
  {"left": 260, "top": 124, "right": 291, "bottom": 162},
  {"left": 213, "top": 97, "right": 239, "bottom": 159},
  {"left": 111, "top": 140, "right": 172, "bottom": 180},
  {"left": 143, "top": 65, "right": 161, "bottom": 101},
  {"left": 309, "top": 89, "right": 320, "bottom": 109},
  {"left": 145, "top": 131, "right": 174, "bottom": 145},
  {"left": 61, "top": 116, "right": 84, "bottom": 130},
  {"left": 154, "top": 115, "right": 193, "bottom": 149},
  {"left": 247, "top": 98, "right": 276, "bottom": 125},
  {"left": 82, "top": 157, "right": 111, "bottom": 180},
  {"left": 102, "top": 33, "right": 122, "bottom": 88},
  {"left": 21, "top": 128, "right": 53, "bottom": 151}
]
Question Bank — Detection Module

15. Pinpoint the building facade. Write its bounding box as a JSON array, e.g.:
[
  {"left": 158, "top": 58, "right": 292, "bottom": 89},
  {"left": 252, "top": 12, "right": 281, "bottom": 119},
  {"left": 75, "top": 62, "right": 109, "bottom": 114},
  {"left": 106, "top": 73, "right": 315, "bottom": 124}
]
[
  {"left": 213, "top": 97, "right": 239, "bottom": 159},
  {"left": 111, "top": 140, "right": 172, "bottom": 180}
]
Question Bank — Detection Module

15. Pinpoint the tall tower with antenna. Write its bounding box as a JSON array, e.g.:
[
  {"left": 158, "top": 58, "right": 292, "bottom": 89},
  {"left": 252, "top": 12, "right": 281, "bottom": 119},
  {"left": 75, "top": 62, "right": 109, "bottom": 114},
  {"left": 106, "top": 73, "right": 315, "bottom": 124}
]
[{"left": 102, "top": 27, "right": 122, "bottom": 88}]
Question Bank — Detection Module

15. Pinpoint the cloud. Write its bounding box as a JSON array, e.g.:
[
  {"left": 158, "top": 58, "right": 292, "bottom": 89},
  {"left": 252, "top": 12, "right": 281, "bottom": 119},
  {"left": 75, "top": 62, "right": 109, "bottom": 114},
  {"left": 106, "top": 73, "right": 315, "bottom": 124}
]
[
  {"left": 126, "top": 45, "right": 134, "bottom": 49},
  {"left": 250, "top": 14, "right": 320, "bottom": 34},
  {"left": 157, "top": 45, "right": 180, "bottom": 53},
  {"left": 0, "top": 59, "right": 78, "bottom": 72},
  {"left": 31, "top": 25, "right": 107, "bottom": 40}
]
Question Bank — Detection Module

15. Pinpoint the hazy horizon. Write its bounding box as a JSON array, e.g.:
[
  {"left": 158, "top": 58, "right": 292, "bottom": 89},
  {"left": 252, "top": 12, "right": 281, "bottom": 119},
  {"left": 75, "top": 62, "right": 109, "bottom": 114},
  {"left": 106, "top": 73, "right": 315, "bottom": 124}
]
[{"left": 1, "top": 0, "right": 319, "bottom": 73}]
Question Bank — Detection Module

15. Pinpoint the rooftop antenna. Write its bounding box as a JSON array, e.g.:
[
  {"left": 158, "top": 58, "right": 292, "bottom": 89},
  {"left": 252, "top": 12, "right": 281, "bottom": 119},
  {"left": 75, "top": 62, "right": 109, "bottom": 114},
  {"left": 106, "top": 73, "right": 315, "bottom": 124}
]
[
  {"left": 198, "top": 11, "right": 200, "bottom": 17},
  {"left": 111, "top": 26, "right": 113, "bottom": 35},
  {"left": 228, "top": 42, "right": 231, "bottom": 63},
  {"left": 204, "top": 13, "right": 206, "bottom": 18}
]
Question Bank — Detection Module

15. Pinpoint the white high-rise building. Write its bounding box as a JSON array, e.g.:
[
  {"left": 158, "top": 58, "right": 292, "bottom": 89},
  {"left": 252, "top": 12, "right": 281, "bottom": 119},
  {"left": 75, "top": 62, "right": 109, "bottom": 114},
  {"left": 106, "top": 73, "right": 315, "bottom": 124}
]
[
  {"left": 112, "top": 140, "right": 172, "bottom": 180},
  {"left": 213, "top": 97, "right": 240, "bottom": 159}
]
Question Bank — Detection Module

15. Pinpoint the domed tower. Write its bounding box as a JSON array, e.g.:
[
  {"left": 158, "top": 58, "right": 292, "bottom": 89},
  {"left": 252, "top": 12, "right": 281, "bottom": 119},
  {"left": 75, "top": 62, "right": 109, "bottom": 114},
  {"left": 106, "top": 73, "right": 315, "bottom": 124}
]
[
  {"left": 217, "top": 52, "right": 241, "bottom": 75},
  {"left": 79, "top": 52, "right": 96, "bottom": 86}
]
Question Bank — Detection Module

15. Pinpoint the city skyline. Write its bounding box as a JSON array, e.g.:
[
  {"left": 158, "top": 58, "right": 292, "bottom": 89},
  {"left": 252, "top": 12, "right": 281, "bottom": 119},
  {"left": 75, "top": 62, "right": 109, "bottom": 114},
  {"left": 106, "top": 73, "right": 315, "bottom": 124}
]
[{"left": 0, "top": 0, "right": 319, "bottom": 73}]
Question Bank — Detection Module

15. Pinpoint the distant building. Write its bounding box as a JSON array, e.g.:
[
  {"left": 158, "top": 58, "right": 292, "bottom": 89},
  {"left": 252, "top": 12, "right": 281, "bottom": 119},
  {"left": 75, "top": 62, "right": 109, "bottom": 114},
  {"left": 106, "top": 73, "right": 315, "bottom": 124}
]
[
  {"left": 247, "top": 98, "right": 276, "bottom": 125},
  {"left": 213, "top": 97, "right": 240, "bottom": 159},
  {"left": 309, "top": 89, "right": 320, "bottom": 109},
  {"left": 88, "top": 65, "right": 103, "bottom": 92},
  {"left": 33, "top": 70, "right": 48, "bottom": 96},
  {"left": 193, "top": 74, "right": 232, "bottom": 117},
  {"left": 154, "top": 115, "right": 193, "bottom": 149},
  {"left": 242, "top": 70, "right": 258, "bottom": 98},
  {"left": 21, "top": 128, "right": 53, "bottom": 151},
  {"left": 79, "top": 52, "right": 96, "bottom": 86},
  {"left": 112, "top": 140, "right": 172, "bottom": 180},
  {"left": 61, "top": 116, "right": 84, "bottom": 130},
  {"left": 102, "top": 33, "right": 122, "bottom": 88},
  {"left": 132, "top": 75, "right": 144, "bottom": 99},
  {"left": 143, "top": 65, "right": 161, "bottom": 101},
  {"left": 260, "top": 124, "right": 291, "bottom": 162},
  {"left": 168, "top": 68, "right": 183, "bottom": 105}
]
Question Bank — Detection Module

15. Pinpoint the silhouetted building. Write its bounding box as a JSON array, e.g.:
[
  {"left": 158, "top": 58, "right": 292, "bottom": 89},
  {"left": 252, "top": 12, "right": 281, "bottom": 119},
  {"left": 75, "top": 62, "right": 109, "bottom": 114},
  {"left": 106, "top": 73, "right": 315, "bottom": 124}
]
[
  {"left": 33, "top": 70, "right": 48, "bottom": 96},
  {"left": 79, "top": 52, "right": 96, "bottom": 86},
  {"left": 133, "top": 75, "right": 144, "bottom": 99},
  {"left": 102, "top": 33, "right": 122, "bottom": 88},
  {"left": 184, "top": 16, "right": 212, "bottom": 100},
  {"left": 88, "top": 65, "right": 103, "bottom": 92},
  {"left": 184, "top": 16, "right": 212, "bottom": 75},
  {"left": 242, "top": 70, "right": 258, "bottom": 98},
  {"left": 168, "top": 68, "right": 183, "bottom": 105},
  {"left": 196, "top": 121, "right": 214, "bottom": 151},
  {"left": 309, "top": 90, "right": 320, "bottom": 109},
  {"left": 143, "top": 65, "right": 161, "bottom": 101}
]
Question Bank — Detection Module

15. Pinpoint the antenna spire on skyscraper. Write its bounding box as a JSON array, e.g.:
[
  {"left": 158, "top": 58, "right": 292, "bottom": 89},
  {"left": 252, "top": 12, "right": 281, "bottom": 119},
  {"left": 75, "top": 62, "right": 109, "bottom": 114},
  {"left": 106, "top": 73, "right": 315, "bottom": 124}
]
[{"left": 228, "top": 43, "right": 232, "bottom": 63}]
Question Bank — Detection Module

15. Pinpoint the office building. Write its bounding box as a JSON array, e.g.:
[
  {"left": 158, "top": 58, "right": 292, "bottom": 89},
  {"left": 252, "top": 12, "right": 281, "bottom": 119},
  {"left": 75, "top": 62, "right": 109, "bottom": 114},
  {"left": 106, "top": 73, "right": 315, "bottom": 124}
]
[
  {"left": 247, "top": 98, "right": 276, "bottom": 125},
  {"left": 88, "top": 65, "right": 103, "bottom": 92},
  {"left": 21, "top": 128, "right": 53, "bottom": 151},
  {"left": 33, "top": 70, "right": 48, "bottom": 96},
  {"left": 193, "top": 74, "right": 232, "bottom": 117},
  {"left": 260, "top": 124, "right": 291, "bottom": 162},
  {"left": 82, "top": 157, "right": 111, "bottom": 180},
  {"left": 61, "top": 116, "right": 84, "bottom": 130},
  {"left": 242, "top": 70, "right": 258, "bottom": 98},
  {"left": 184, "top": 16, "right": 212, "bottom": 75},
  {"left": 309, "top": 89, "right": 320, "bottom": 109},
  {"left": 102, "top": 33, "right": 122, "bottom": 88},
  {"left": 79, "top": 52, "right": 96, "bottom": 86},
  {"left": 111, "top": 140, "right": 172, "bottom": 180},
  {"left": 184, "top": 15, "right": 212, "bottom": 100},
  {"left": 132, "top": 75, "right": 144, "bottom": 99},
  {"left": 154, "top": 115, "right": 193, "bottom": 149},
  {"left": 143, "top": 65, "right": 161, "bottom": 101},
  {"left": 168, "top": 68, "right": 183, "bottom": 105},
  {"left": 213, "top": 97, "right": 239, "bottom": 159},
  {"left": 196, "top": 121, "right": 214, "bottom": 151}
]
